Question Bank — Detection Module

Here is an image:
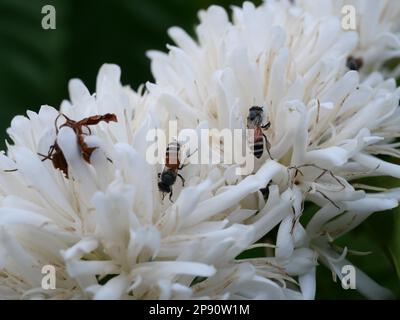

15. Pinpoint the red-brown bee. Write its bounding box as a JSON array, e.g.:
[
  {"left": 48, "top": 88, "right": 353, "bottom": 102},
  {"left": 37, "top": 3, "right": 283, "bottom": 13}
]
[
  {"left": 39, "top": 113, "right": 117, "bottom": 178},
  {"left": 247, "top": 106, "right": 272, "bottom": 159},
  {"left": 158, "top": 141, "right": 186, "bottom": 200}
]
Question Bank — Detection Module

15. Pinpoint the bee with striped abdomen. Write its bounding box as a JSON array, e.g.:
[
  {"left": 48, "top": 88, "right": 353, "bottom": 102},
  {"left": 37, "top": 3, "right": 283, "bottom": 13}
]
[{"left": 247, "top": 106, "right": 272, "bottom": 159}]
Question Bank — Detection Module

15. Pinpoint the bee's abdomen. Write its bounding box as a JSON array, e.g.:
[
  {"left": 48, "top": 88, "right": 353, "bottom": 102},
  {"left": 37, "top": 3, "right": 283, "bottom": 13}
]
[
  {"left": 251, "top": 137, "right": 264, "bottom": 159},
  {"left": 165, "top": 142, "right": 180, "bottom": 170}
]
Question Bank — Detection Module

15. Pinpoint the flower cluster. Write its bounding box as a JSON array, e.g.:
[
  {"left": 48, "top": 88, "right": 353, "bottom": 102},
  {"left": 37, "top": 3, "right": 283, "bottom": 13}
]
[
  {"left": 298, "top": 0, "right": 400, "bottom": 74},
  {"left": 0, "top": 0, "right": 399, "bottom": 299}
]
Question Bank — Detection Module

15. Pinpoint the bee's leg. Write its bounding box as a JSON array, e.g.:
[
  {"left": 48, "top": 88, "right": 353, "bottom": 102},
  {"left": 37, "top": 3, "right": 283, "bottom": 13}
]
[
  {"left": 48, "top": 144, "right": 56, "bottom": 154},
  {"left": 315, "top": 190, "right": 340, "bottom": 210},
  {"left": 290, "top": 216, "right": 298, "bottom": 235},
  {"left": 54, "top": 113, "right": 65, "bottom": 134},
  {"left": 288, "top": 166, "right": 305, "bottom": 179},
  {"left": 315, "top": 169, "right": 345, "bottom": 190},
  {"left": 58, "top": 114, "right": 74, "bottom": 131},
  {"left": 38, "top": 144, "right": 55, "bottom": 161},
  {"left": 180, "top": 148, "right": 199, "bottom": 169},
  {"left": 299, "top": 164, "right": 345, "bottom": 190},
  {"left": 262, "top": 134, "right": 273, "bottom": 160},
  {"left": 287, "top": 166, "right": 304, "bottom": 187},
  {"left": 186, "top": 148, "right": 198, "bottom": 159},
  {"left": 169, "top": 190, "right": 174, "bottom": 203},
  {"left": 85, "top": 125, "right": 92, "bottom": 135},
  {"left": 38, "top": 153, "right": 51, "bottom": 161},
  {"left": 178, "top": 173, "right": 185, "bottom": 186},
  {"left": 288, "top": 199, "right": 297, "bottom": 234},
  {"left": 262, "top": 121, "right": 271, "bottom": 130},
  {"left": 178, "top": 164, "right": 187, "bottom": 170},
  {"left": 295, "top": 168, "right": 303, "bottom": 179}
]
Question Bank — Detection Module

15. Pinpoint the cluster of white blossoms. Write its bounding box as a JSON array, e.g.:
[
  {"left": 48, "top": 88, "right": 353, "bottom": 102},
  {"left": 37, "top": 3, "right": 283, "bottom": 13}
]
[
  {"left": 1, "top": 0, "right": 400, "bottom": 300},
  {"left": 298, "top": 0, "right": 400, "bottom": 75}
]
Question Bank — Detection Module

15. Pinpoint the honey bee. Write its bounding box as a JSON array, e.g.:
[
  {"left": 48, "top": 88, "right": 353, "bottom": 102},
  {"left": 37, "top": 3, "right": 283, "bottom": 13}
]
[
  {"left": 247, "top": 106, "right": 272, "bottom": 159},
  {"left": 158, "top": 141, "right": 186, "bottom": 200},
  {"left": 39, "top": 113, "right": 117, "bottom": 178},
  {"left": 346, "top": 56, "right": 363, "bottom": 71}
]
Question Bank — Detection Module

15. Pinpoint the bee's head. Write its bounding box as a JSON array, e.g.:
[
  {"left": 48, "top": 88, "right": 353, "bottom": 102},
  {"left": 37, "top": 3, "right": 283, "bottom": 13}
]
[
  {"left": 159, "top": 170, "right": 177, "bottom": 187},
  {"left": 248, "top": 106, "right": 264, "bottom": 124},
  {"left": 158, "top": 181, "right": 171, "bottom": 193}
]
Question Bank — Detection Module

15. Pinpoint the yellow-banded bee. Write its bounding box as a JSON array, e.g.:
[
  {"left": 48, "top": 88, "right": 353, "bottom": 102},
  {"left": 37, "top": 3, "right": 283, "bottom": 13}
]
[
  {"left": 247, "top": 106, "right": 272, "bottom": 159},
  {"left": 158, "top": 141, "right": 185, "bottom": 200}
]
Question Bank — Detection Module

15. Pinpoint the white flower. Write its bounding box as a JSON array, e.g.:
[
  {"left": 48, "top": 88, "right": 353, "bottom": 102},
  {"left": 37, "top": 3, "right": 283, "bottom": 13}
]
[
  {"left": 0, "top": 65, "right": 301, "bottom": 300},
  {"left": 297, "top": 0, "right": 400, "bottom": 75},
  {"left": 147, "top": 1, "right": 400, "bottom": 298},
  {"left": 1, "top": 0, "right": 400, "bottom": 300}
]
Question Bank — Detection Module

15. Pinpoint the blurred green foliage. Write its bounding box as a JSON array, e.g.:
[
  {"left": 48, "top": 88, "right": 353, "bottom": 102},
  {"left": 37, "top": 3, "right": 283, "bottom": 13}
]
[{"left": 0, "top": 0, "right": 399, "bottom": 299}]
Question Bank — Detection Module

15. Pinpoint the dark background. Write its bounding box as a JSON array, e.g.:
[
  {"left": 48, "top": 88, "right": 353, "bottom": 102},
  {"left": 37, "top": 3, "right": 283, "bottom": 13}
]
[{"left": 0, "top": 0, "right": 399, "bottom": 299}]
